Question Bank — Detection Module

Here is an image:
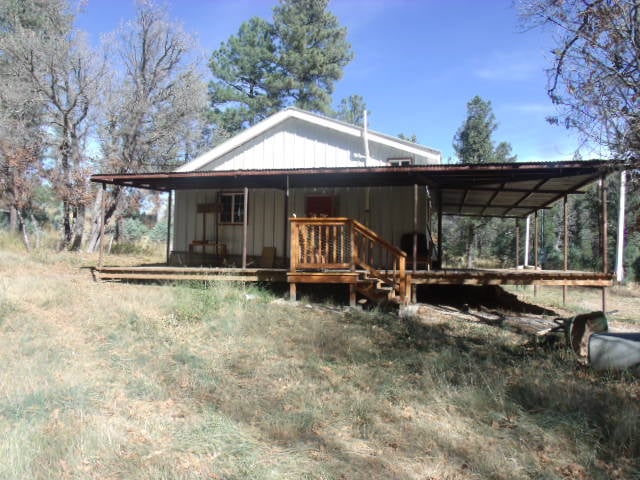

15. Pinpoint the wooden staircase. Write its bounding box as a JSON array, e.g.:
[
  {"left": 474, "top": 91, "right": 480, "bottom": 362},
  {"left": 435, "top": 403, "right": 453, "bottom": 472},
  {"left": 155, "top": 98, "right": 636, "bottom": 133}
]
[
  {"left": 355, "top": 275, "right": 397, "bottom": 304},
  {"left": 289, "top": 218, "right": 408, "bottom": 305}
]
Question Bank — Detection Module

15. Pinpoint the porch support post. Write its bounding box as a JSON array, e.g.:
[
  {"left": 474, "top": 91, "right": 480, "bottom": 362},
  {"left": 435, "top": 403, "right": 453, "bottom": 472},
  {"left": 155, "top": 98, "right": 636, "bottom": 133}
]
[
  {"left": 413, "top": 183, "right": 418, "bottom": 274},
  {"left": 601, "top": 175, "right": 608, "bottom": 312},
  {"left": 524, "top": 215, "right": 530, "bottom": 267},
  {"left": 515, "top": 219, "right": 520, "bottom": 268},
  {"left": 242, "top": 186, "right": 248, "bottom": 270},
  {"left": 283, "top": 175, "right": 289, "bottom": 266},
  {"left": 616, "top": 170, "right": 626, "bottom": 283},
  {"left": 563, "top": 196, "right": 568, "bottom": 306},
  {"left": 98, "top": 183, "right": 106, "bottom": 269},
  {"left": 534, "top": 210, "right": 539, "bottom": 296},
  {"left": 437, "top": 189, "right": 443, "bottom": 268},
  {"left": 165, "top": 190, "right": 172, "bottom": 265},
  {"left": 534, "top": 210, "right": 539, "bottom": 268},
  {"left": 426, "top": 186, "right": 432, "bottom": 271}
]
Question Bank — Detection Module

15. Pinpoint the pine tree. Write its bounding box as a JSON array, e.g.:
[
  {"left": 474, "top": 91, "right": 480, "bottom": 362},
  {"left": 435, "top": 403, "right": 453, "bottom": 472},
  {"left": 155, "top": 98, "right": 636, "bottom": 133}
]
[
  {"left": 335, "top": 94, "right": 366, "bottom": 126},
  {"left": 208, "top": 0, "right": 353, "bottom": 133},
  {"left": 449, "top": 96, "right": 517, "bottom": 267},
  {"left": 208, "top": 17, "right": 281, "bottom": 134},
  {"left": 453, "top": 96, "right": 498, "bottom": 164}
]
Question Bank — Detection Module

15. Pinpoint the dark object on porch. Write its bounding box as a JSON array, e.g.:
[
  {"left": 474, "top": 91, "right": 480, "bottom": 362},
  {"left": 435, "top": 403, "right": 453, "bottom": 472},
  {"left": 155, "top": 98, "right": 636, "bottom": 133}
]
[{"left": 400, "top": 232, "right": 431, "bottom": 270}]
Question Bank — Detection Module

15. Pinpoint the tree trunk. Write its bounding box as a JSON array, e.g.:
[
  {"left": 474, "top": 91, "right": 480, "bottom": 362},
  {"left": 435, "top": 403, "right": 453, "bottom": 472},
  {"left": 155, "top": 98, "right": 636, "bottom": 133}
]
[
  {"left": 62, "top": 200, "right": 73, "bottom": 248},
  {"left": 69, "top": 203, "right": 85, "bottom": 251},
  {"left": 86, "top": 188, "right": 103, "bottom": 253},
  {"left": 16, "top": 210, "right": 30, "bottom": 251},
  {"left": 86, "top": 187, "right": 121, "bottom": 253},
  {"left": 9, "top": 206, "right": 18, "bottom": 232}
]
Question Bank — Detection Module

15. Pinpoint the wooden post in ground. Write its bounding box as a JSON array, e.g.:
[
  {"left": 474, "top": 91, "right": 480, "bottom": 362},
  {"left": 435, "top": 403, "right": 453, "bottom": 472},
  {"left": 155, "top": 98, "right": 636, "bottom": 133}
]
[
  {"left": 601, "top": 175, "right": 608, "bottom": 312},
  {"left": 242, "top": 187, "right": 248, "bottom": 269},
  {"left": 165, "top": 190, "right": 172, "bottom": 265},
  {"left": 563, "top": 196, "right": 568, "bottom": 305},
  {"left": 98, "top": 183, "right": 106, "bottom": 269}
]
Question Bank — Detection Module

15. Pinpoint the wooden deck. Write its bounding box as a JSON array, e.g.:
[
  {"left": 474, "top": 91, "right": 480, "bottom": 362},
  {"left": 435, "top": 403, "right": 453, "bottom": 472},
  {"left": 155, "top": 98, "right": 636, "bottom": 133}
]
[
  {"left": 409, "top": 268, "right": 614, "bottom": 287},
  {"left": 93, "top": 265, "right": 287, "bottom": 283},
  {"left": 93, "top": 265, "right": 613, "bottom": 288}
]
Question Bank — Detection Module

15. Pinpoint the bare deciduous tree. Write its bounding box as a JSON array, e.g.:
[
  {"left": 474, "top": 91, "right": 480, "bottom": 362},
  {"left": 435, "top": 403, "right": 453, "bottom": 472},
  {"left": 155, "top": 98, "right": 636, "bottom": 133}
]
[
  {"left": 0, "top": 0, "right": 105, "bottom": 249},
  {"left": 86, "top": 0, "right": 207, "bottom": 252},
  {"left": 521, "top": 0, "right": 640, "bottom": 158}
]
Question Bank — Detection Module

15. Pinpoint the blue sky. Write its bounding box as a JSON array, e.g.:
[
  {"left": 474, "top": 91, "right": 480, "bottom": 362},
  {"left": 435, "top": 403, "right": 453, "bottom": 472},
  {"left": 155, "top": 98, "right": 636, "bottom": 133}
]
[{"left": 76, "top": 0, "right": 596, "bottom": 163}]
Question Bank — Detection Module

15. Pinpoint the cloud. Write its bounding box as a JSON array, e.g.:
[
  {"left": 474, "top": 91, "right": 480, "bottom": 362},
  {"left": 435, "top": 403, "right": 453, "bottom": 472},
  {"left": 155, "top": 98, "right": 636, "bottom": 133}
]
[
  {"left": 473, "top": 51, "right": 542, "bottom": 81},
  {"left": 502, "top": 102, "right": 555, "bottom": 115}
]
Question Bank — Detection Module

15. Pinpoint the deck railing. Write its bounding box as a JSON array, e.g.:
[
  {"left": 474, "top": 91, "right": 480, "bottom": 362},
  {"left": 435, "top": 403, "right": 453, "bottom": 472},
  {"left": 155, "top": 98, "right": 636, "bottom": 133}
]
[{"left": 289, "top": 217, "right": 407, "bottom": 299}]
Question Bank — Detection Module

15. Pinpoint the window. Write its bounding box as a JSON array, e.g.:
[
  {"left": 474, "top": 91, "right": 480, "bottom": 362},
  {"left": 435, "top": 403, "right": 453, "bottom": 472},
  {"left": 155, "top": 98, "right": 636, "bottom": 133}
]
[
  {"left": 388, "top": 157, "right": 413, "bottom": 167},
  {"left": 219, "top": 192, "right": 245, "bottom": 224}
]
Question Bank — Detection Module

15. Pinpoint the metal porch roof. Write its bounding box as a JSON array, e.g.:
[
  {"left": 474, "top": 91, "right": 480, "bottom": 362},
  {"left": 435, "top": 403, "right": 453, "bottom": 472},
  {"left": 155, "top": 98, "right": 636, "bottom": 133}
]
[{"left": 90, "top": 159, "right": 630, "bottom": 218}]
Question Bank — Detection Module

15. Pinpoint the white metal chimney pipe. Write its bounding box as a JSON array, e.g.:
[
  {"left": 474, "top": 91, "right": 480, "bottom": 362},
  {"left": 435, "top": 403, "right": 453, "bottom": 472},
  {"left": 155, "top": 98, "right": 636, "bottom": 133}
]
[{"left": 363, "top": 110, "right": 370, "bottom": 167}]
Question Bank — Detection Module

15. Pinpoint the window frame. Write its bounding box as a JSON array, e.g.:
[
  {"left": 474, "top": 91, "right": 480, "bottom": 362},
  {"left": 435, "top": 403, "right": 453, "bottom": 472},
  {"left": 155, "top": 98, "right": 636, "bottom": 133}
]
[
  {"left": 387, "top": 156, "right": 414, "bottom": 167},
  {"left": 218, "top": 191, "right": 246, "bottom": 225}
]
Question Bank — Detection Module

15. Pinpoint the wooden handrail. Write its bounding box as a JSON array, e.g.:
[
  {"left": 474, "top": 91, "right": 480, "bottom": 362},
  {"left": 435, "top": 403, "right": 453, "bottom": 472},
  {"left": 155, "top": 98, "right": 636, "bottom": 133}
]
[
  {"left": 351, "top": 219, "right": 406, "bottom": 259},
  {"left": 289, "top": 217, "right": 408, "bottom": 302}
]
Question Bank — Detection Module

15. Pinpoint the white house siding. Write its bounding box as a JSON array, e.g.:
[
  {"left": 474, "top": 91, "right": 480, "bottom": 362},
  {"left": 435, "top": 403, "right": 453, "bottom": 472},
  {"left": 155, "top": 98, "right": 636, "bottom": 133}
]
[
  {"left": 196, "top": 118, "right": 437, "bottom": 171},
  {"left": 173, "top": 186, "right": 428, "bottom": 260},
  {"left": 174, "top": 189, "right": 286, "bottom": 258}
]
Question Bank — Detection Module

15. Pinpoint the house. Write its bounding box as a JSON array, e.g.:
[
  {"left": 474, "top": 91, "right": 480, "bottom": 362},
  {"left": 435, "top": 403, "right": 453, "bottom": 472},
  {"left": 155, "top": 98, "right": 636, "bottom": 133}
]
[{"left": 91, "top": 108, "right": 627, "bottom": 307}]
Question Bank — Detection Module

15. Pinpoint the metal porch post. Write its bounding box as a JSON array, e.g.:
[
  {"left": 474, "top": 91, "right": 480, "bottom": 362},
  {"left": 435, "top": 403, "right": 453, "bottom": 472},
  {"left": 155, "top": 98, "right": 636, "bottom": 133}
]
[
  {"left": 165, "top": 190, "right": 172, "bottom": 265},
  {"left": 283, "top": 176, "right": 289, "bottom": 267},
  {"left": 98, "top": 183, "right": 106, "bottom": 269},
  {"left": 534, "top": 210, "right": 539, "bottom": 296},
  {"left": 601, "top": 176, "right": 608, "bottom": 312},
  {"left": 437, "top": 189, "right": 443, "bottom": 268},
  {"left": 413, "top": 184, "right": 418, "bottom": 274},
  {"left": 515, "top": 219, "right": 520, "bottom": 268},
  {"left": 426, "top": 186, "right": 432, "bottom": 272},
  {"left": 616, "top": 170, "right": 626, "bottom": 282},
  {"left": 242, "top": 187, "right": 248, "bottom": 270},
  {"left": 563, "top": 196, "right": 568, "bottom": 306}
]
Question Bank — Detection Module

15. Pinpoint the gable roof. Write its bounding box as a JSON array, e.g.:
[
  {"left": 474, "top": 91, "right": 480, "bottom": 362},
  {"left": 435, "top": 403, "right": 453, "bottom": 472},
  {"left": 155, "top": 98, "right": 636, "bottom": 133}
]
[{"left": 176, "top": 107, "right": 441, "bottom": 172}]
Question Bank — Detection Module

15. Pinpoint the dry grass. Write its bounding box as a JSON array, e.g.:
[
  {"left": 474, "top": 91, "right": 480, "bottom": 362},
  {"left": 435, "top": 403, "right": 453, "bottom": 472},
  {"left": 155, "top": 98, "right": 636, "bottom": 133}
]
[
  {"left": 506, "top": 284, "right": 640, "bottom": 327},
  {"left": 0, "top": 234, "right": 639, "bottom": 479}
]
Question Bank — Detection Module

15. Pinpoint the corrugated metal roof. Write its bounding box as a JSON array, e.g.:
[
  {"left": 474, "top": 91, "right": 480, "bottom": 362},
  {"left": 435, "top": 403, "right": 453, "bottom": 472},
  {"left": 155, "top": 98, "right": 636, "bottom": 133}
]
[{"left": 91, "top": 159, "right": 632, "bottom": 218}]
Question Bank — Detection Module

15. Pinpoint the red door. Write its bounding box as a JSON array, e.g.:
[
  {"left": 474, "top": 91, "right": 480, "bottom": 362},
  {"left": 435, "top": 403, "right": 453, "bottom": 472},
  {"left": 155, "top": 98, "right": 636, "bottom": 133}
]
[{"left": 305, "top": 195, "right": 334, "bottom": 217}]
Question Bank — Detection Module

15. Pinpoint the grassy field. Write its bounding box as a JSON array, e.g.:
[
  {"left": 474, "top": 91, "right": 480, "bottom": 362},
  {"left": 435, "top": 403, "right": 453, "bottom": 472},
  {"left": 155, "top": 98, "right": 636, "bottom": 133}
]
[{"left": 0, "top": 238, "right": 639, "bottom": 479}]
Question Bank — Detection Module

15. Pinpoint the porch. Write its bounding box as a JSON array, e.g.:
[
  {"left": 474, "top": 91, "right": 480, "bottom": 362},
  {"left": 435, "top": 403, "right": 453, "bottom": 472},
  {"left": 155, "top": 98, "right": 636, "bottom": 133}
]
[
  {"left": 93, "top": 215, "right": 614, "bottom": 307},
  {"left": 90, "top": 160, "right": 628, "bottom": 309}
]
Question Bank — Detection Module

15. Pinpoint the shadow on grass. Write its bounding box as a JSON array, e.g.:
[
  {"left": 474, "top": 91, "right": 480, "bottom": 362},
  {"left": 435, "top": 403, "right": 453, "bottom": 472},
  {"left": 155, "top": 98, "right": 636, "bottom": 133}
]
[
  {"left": 417, "top": 284, "right": 557, "bottom": 315},
  {"left": 150, "top": 291, "right": 638, "bottom": 478}
]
